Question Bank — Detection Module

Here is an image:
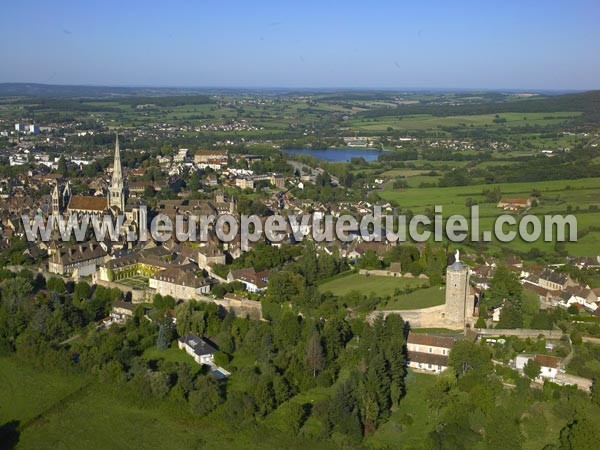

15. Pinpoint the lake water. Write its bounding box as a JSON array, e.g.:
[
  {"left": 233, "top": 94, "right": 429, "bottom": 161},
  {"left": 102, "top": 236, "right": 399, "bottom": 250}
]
[{"left": 283, "top": 147, "right": 382, "bottom": 162}]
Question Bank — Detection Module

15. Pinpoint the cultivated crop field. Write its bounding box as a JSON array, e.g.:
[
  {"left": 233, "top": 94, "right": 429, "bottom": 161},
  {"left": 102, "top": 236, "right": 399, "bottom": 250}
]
[{"left": 348, "top": 112, "right": 583, "bottom": 133}]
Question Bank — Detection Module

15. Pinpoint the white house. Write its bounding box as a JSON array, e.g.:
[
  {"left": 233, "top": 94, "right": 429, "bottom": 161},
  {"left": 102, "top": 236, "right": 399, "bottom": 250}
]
[
  {"left": 514, "top": 353, "right": 561, "bottom": 379},
  {"left": 178, "top": 334, "right": 217, "bottom": 366},
  {"left": 406, "top": 332, "right": 455, "bottom": 374},
  {"left": 109, "top": 301, "right": 137, "bottom": 324}
]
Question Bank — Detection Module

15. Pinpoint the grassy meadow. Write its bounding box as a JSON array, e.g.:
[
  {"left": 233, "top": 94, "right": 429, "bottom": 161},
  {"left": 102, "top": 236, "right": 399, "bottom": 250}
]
[
  {"left": 319, "top": 273, "right": 427, "bottom": 298},
  {"left": 377, "top": 286, "right": 446, "bottom": 311}
]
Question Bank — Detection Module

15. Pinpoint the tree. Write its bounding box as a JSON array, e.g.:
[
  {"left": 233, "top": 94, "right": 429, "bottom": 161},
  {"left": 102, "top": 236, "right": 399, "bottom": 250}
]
[
  {"left": 266, "top": 271, "right": 306, "bottom": 305},
  {"left": 448, "top": 339, "right": 492, "bottom": 377},
  {"left": 157, "top": 323, "right": 168, "bottom": 350},
  {"left": 487, "top": 266, "right": 525, "bottom": 328},
  {"left": 46, "top": 277, "right": 66, "bottom": 293},
  {"left": 591, "top": 376, "right": 600, "bottom": 407},
  {"left": 73, "top": 281, "right": 91, "bottom": 304},
  {"left": 306, "top": 331, "right": 325, "bottom": 377},
  {"left": 524, "top": 358, "right": 541, "bottom": 380},
  {"left": 57, "top": 156, "right": 67, "bottom": 175},
  {"left": 559, "top": 418, "right": 600, "bottom": 450},
  {"left": 284, "top": 402, "right": 306, "bottom": 436},
  {"left": 254, "top": 378, "right": 275, "bottom": 417},
  {"left": 189, "top": 377, "right": 224, "bottom": 416}
]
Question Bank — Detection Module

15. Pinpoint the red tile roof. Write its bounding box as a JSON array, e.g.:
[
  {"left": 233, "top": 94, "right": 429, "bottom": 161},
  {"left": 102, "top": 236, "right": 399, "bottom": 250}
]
[
  {"left": 407, "top": 332, "right": 455, "bottom": 349},
  {"left": 68, "top": 195, "right": 107, "bottom": 212}
]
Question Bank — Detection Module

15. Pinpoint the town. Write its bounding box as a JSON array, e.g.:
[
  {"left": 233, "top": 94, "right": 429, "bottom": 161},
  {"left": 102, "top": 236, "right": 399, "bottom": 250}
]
[{"left": 1, "top": 84, "right": 600, "bottom": 448}]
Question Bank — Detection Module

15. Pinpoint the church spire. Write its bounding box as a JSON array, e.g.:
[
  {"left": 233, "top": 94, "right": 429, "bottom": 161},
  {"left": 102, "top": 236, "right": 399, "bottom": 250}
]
[
  {"left": 108, "top": 132, "right": 125, "bottom": 211},
  {"left": 112, "top": 133, "right": 122, "bottom": 187}
]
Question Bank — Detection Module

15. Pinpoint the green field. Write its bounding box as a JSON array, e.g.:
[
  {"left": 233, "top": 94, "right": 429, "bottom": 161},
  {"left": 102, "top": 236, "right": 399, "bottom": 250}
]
[
  {"left": 378, "top": 177, "right": 600, "bottom": 256},
  {"left": 319, "top": 273, "right": 427, "bottom": 297},
  {"left": 0, "top": 357, "right": 332, "bottom": 450},
  {"left": 349, "top": 111, "right": 582, "bottom": 133},
  {"left": 378, "top": 286, "right": 446, "bottom": 310},
  {"left": 0, "top": 358, "right": 91, "bottom": 426}
]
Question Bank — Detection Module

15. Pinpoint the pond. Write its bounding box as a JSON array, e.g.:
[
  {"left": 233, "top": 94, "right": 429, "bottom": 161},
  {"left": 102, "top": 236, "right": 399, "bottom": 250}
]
[{"left": 283, "top": 147, "right": 383, "bottom": 162}]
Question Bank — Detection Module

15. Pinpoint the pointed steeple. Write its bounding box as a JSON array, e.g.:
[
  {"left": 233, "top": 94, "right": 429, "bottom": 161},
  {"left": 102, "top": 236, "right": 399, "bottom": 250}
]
[
  {"left": 108, "top": 132, "right": 125, "bottom": 211},
  {"left": 111, "top": 133, "right": 122, "bottom": 188}
]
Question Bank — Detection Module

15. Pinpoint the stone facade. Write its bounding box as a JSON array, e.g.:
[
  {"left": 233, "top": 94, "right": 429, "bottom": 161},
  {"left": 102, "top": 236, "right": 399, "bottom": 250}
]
[{"left": 445, "top": 256, "right": 471, "bottom": 327}]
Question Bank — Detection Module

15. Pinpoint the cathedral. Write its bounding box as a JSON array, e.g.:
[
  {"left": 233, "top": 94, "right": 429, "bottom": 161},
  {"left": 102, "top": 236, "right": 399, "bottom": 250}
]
[{"left": 51, "top": 133, "right": 142, "bottom": 237}]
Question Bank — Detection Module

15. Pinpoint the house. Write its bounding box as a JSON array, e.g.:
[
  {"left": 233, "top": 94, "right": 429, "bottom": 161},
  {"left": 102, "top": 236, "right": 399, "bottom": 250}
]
[
  {"left": 178, "top": 334, "right": 217, "bottom": 366},
  {"left": 537, "top": 269, "right": 578, "bottom": 291},
  {"left": 198, "top": 243, "right": 226, "bottom": 269},
  {"left": 110, "top": 301, "right": 137, "bottom": 323},
  {"left": 149, "top": 265, "right": 211, "bottom": 300},
  {"left": 567, "top": 256, "right": 600, "bottom": 269},
  {"left": 557, "top": 286, "right": 598, "bottom": 312},
  {"left": 492, "top": 306, "right": 503, "bottom": 322},
  {"left": 194, "top": 150, "right": 228, "bottom": 169},
  {"left": 514, "top": 354, "right": 562, "bottom": 379},
  {"left": 48, "top": 241, "right": 107, "bottom": 277},
  {"left": 227, "top": 267, "right": 270, "bottom": 293},
  {"left": 497, "top": 198, "right": 532, "bottom": 211},
  {"left": 406, "top": 332, "right": 455, "bottom": 374}
]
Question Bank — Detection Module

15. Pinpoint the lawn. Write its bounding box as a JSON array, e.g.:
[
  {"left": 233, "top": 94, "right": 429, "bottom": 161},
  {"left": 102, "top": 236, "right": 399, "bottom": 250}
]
[
  {"left": 378, "top": 286, "right": 446, "bottom": 310},
  {"left": 319, "top": 273, "right": 427, "bottom": 298},
  {"left": 142, "top": 343, "right": 202, "bottom": 373}
]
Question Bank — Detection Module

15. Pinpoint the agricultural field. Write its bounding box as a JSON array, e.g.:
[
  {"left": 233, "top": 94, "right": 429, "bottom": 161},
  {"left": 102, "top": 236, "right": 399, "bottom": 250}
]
[
  {"left": 348, "top": 111, "right": 583, "bottom": 133},
  {"left": 377, "top": 177, "right": 600, "bottom": 256},
  {"left": 319, "top": 273, "right": 427, "bottom": 298}
]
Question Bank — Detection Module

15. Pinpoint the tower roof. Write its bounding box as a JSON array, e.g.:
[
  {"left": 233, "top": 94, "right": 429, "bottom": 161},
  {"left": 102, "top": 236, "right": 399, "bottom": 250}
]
[{"left": 450, "top": 260, "right": 465, "bottom": 270}]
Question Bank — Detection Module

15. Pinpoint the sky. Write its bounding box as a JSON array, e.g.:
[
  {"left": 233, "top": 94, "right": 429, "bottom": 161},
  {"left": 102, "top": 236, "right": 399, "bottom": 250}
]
[{"left": 1, "top": 0, "right": 598, "bottom": 90}]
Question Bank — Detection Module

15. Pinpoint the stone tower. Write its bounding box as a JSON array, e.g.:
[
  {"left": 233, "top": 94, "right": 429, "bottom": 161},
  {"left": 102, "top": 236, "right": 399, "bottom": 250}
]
[
  {"left": 108, "top": 133, "right": 125, "bottom": 211},
  {"left": 445, "top": 250, "right": 471, "bottom": 326}
]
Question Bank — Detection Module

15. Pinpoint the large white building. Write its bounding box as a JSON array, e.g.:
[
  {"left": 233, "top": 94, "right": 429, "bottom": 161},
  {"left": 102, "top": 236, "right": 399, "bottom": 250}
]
[{"left": 149, "top": 265, "right": 210, "bottom": 300}]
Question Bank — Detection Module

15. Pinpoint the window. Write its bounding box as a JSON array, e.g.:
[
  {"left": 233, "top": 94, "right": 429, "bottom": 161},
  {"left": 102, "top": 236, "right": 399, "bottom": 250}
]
[
  {"left": 442, "top": 349, "right": 446, "bottom": 355},
  {"left": 429, "top": 347, "right": 433, "bottom": 353}
]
